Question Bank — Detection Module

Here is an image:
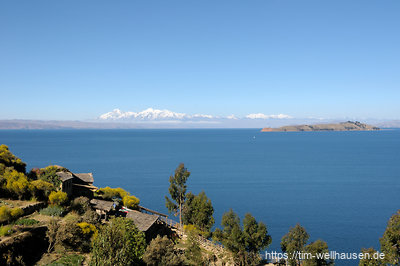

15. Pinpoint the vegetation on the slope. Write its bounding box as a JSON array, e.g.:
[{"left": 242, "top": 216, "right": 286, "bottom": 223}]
[
  {"left": 0, "top": 225, "right": 13, "bottom": 237},
  {"left": 49, "top": 191, "right": 68, "bottom": 206},
  {"left": 183, "top": 191, "right": 214, "bottom": 237},
  {"left": 0, "top": 144, "right": 26, "bottom": 173},
  {"left": 0, "top": 205, "right": 24, "bottom": 223},
  {"left": 213, "top": 209, "right": 272, "bottom": 265},
  {"left": 13, "top": 218, "right": 39, "bottom": 226},
  {"left": 40, "top": 206, "right": 65, "bottom": 217},
  {"left": 380, "top": 209, "right": 400, "bottom": 265},
  {"left": 95, "top": 186, "right": 128, "bottom": 200},
  {"left": 90, "top": 217, "right": 146, "bottom": 266},
  {"left": 304, "top": 239, "right": 334, "bottom": 266},
  {"left": 45, "top": 253, "right": 85, "bottom": 266},
  {"left": 359, "top": 247, "right": 384, "bottom": 266},
  {"left": 143, "top": 235, "right": 184, "bottom": 266},
  {"left": 95, "top": 186, "right": 140, "bottom": 210},
  {"left": 5, "top": 145, "right": 399, "bottom": 266},
  {"left": 0, "top": 145, "right": 65, "bottom": 202},
  {"left": 122, "top": 195, "right": 140, "bottom": 209},
  {"left": 28, "top": 165, "right": 68, "bottom": 188},
  {"left": 281, "top": 223, "right": 309, "bottom": 265}
]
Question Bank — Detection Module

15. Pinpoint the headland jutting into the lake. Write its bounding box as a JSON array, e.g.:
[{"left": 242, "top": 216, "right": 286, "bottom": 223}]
[{"left": 261, "top": 121, "right": 380, "bottom": 132}]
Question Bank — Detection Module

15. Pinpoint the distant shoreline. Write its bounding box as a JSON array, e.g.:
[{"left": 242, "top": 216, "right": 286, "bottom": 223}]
[{"left": 261, "top": 121, "right": 380, "bottom": 132}]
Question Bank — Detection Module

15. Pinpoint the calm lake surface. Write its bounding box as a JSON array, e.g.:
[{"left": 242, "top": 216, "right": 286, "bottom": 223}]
[{"left": 1, "top": 129, "right": 399, "bottom": 264}]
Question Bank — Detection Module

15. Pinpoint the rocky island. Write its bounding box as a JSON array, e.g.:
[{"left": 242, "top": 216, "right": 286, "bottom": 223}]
[{"left": 261, "top": 121, "right": 380, "bottom": 132}]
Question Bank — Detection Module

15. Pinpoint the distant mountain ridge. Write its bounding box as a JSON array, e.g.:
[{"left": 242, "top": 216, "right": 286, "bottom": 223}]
[
  {"left": 98, "top": 108, "right": 290, "bottom": 121},
  {"left": 261, "top": 121, "right": 380, "bottom": 132}
]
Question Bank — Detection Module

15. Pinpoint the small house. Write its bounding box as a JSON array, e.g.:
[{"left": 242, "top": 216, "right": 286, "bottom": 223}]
[
  {"left": 126, "top": 210, "right": 174, "bottom": 242},
  {"left": 57, "top": 171, "right": 97, "bottom": 198},
  {"left": 126, "top": 210, "right": 160, "bottom": 242},
  {"left": 90, "top": 199, "right": 114, "bottom": 220},
  {"left": 57, "top": 172, "right": 74, "bottom": 196}
]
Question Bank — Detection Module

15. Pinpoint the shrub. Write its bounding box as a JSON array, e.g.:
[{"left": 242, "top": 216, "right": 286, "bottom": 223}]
[
  {"left": 77, "top": 222, "right": 98, "bottom": 251},
  {"left": 71, "top": 196, "right": 91, "bottom": 214},
  {"left": 143, "top": 235, "right": 184, "bottom": 266},
  {"left": 47, "top": 254, "right": 85, "bottom": 266},
  {"left": 2, "top": 169, "right": 32, "bottom": 199},
  {"left": 36, "top": 165, "right": 67, "bottom": 188},
  {"left": 122, "top": 195, "right": 140, "bottom": 209},
  {"left": 0, "top": 206, "right": 12, "bottom": 223},
  {"left": 64, "top": 212, "right": 81, "bottom": 223},
  {"left": 40, "top": 206, "right": 65, "bottom": 217},
  {"left": 49, "top": 191, "right": 68, "bottom": 206},
  {"left": 81, "top": 209, "right": 100, "bottom": 225},
  {"left": 0, "top": 225, "right": 13, "bottom": 237},
  {"left": 96, "top": 187, "right": 129, "bottom": 200},
  {"left": 0, "top": 206, "right": 23, "bottom": 223},
  {"left": 31, "top": 179, "right": 55, "bottom": 200},
  {"left": 10, "top": 208, "right": 23, "bottom": 219},
  {"left": 91, "top": 217, "right": 146, "bottom": 266},
  {"left": 0, "top": 144, "right": 26, "bottom": 173},
  {"left": 47, "top": 219, "right": 59, "bottom": 252},
  {"left": 56, "top": 220, "right": 84, "bottom": 252},
  {"left": 13, "top": 218, "right": 39, "bottom": 226},
  {"left": 77, "top": 222, "right": 98, "bottom": 238}
]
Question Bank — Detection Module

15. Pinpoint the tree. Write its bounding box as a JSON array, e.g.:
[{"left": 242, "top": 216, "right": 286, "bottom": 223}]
[
  {"left": 143, "top": 235, "right": 184, "bottom": 266},
  {"left": 36, "top": 165, "right": 67, "bottom": 187},
  {"left": 304, "top": 239, "right": 333, "bottom": 266},
  {"left": 243, "top": 213, "right": 271, "bottom": 254},
  {"left": 281, "top": 224, "right": 309, "bottom": 266},
  {"left": 183, "top": 191, "right": 214, "bottom": 236},
  {"left": 185, "top": 231, "right": 205, "bottom": 266},
  {"left": 49, "top": 191, "right": 68, "bottom": 206},
  {"left": 380, "top": 210, "right": 400, "bottom": 265},
  {"left": 359, "top": 247, "right": 383, "bottom": 266},
  {"left": 90, "top": 217, "right": 146, "bottom": 266},
  {"left": 213, "top": 209, "right": 271, "bottom": 265},
  {"left": 165, "top": 163, "right": 190, "bottom": 232}
]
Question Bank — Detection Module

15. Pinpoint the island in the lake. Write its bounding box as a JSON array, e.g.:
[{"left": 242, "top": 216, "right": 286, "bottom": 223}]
[{"left": 261, "top": 121, "right": 380, "bottom": 132}]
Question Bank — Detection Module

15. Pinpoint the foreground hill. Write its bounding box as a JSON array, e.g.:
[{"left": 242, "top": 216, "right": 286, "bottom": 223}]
[{"left": 261, "top": 121, "right": 380, "bottom": 132}]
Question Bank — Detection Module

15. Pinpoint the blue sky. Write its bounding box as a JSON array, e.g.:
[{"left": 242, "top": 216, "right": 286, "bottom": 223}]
[{"left": 1, "top": 0, "right": 399, "bottom": 120}]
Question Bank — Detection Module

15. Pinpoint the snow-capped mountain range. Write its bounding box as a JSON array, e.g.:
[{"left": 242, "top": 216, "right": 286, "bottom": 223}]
[{"left": 99, "top": 108, "right": 292, "bottom": 121}]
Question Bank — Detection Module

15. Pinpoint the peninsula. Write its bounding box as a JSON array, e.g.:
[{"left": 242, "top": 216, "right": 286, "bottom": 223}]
[{"left": 261, "top": 121, "right": 380, "bottom": 132}]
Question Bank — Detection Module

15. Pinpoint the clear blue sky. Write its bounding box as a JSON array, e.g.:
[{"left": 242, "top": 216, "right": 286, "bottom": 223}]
[{"left": 1, "top": 0, "right": 399, "bottom": 120}]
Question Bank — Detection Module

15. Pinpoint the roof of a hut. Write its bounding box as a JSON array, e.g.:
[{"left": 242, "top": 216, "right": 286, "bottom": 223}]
[
  {"left": 90, "top": 199, "right": 114, "bottom": 212},
  {"left": 74, "top": 173, "right": 94, "bottom": 184},
  {"left": 126, "top": 210, "right": 159, "bottom": 232},
  {"left": 56, "top": 172, "right": 74, "bottom": 182}
]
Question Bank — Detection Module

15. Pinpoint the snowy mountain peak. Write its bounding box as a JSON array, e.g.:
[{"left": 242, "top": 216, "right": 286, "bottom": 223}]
[
  {"left": 99, "top": 108, "right": 213, "bottom": 121},
  {"left": 99, "top": 108, "right": 292, "bottom": 122}
]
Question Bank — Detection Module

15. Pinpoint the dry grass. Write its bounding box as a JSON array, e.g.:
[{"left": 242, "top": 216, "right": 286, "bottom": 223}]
[{"left": 0, "top": 198, "right": 36, "bottom": 208}]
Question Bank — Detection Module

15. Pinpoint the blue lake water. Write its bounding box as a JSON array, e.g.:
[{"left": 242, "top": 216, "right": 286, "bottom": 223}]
[{"left": 1, "top": 129, "right": 399, "bottom": 264}]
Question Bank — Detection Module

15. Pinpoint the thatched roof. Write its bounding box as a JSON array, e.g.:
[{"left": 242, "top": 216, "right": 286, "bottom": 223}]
[
  {"left": 56, "top": 172, "right": 73, "bottom": 182},
  {"left": 90, "top": 199, "right": 114, "bottom": 212},
  {"left": 126, "top": 210, "right": 159, "bottom": 232},
  {"left": 74, "top": 173, "right": 94, "bottom": 184}
]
